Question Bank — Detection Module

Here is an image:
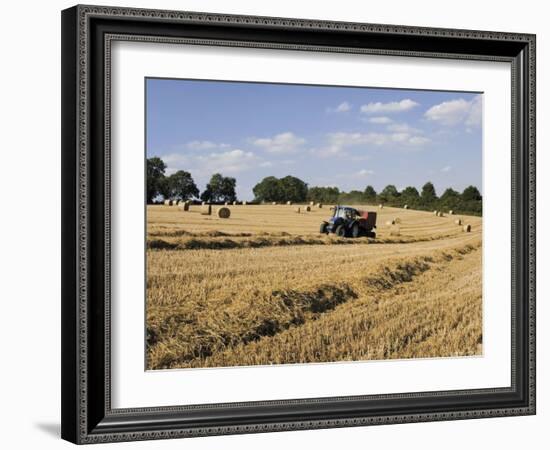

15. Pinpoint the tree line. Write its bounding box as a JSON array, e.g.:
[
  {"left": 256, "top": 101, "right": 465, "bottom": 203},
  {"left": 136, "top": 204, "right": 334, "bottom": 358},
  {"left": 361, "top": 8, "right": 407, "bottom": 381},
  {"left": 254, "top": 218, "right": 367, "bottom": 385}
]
[
  {"left": 147, "top": 157, "right": 482, "bottom": 215},
  {"left": 306, "top": 182, "right": 482, "bottom": 216},
  {"left": 147, "top": 157, "right": 237, "bottom": 204}
]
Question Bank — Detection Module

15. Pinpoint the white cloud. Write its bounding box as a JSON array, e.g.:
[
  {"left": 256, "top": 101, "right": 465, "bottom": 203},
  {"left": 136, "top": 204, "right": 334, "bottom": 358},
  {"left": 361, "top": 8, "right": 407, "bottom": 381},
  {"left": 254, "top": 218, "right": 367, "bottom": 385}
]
[
  {"left": 424, "top": 95, "right": 482, "bottom": 127},
  {"left": 408, "top": 136, "right": 431, "bottom": 145},
  {"left": 367, "top": 116, "right": 393, "bottom": 124},
  {"left": 386, "top": 123, "right": 422, "bottom": 134},
  {"left": 196, "top": 149, "right": 258, "bottom": 174},
  {"left": 161, "top": 148, "right": 263, "bottom": 179},
  {"left": 336, "top": 102, "right": 351, "bottom": 112},
  {"left": 355, "top": 169, "right": 374, "bottom": 177},
  {"left": 327, "top": 101, "right": 352, "bottom": 113},
  {"left": 185, "top": 140, "right": 231, "bottom": 150},
  {"left": 360, "top": 99, "right": 419, "bottom": 114},
  {"left": 312, "top": 130, "right": 430, "bottom": 157},
  {"left": 252, "top": 132, "right": 306, "bottom": 154},
  {"left": 441, "top": 165, "right": 452, "bottom": 172}
]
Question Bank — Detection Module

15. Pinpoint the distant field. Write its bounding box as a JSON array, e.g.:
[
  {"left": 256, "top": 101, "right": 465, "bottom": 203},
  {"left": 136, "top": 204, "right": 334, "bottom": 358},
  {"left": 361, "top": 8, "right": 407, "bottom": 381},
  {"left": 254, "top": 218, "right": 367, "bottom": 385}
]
[{"left": 146, "top": 203, "right": 482, "bottom": 370}]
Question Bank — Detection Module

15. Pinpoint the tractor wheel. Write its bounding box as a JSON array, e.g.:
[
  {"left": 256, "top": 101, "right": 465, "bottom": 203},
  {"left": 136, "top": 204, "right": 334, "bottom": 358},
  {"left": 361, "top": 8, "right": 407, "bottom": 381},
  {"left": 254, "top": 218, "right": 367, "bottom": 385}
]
[
  {"left": 351, "top": 224, "right": 360, "bottom": 238},
  {"left": 335, "top": 225, "right": 346, "bottom": 238},
  {"left": 320, "top": 222, "right": 328, "bottom": 234}
]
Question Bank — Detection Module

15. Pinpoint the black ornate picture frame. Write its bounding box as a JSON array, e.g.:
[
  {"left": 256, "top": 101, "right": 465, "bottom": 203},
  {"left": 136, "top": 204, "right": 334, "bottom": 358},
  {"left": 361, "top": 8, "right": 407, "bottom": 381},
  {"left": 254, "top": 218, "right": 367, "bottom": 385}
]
[{"left": 61, "top": 4, "right": 536, "bottom": 444}]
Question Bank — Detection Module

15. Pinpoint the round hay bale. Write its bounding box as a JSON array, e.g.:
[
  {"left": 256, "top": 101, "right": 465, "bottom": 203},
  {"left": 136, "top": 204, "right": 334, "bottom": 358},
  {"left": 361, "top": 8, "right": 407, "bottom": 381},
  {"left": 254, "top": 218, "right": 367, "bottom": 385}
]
[
  {"left": 403, "top": 204, "right": 408, "bottom": 209},
  {"left": 454, "top": 218, "right": 462, "bottom": 225},
  {"left": 287, "top": 201, "right": 292, "bottom": 205},
  {"left": 385, "top": 220, "right": 395, "bottom": 226},
  {"left": 317, "top": 203, "right": 323, "bottom": 208},
  {"left": 295, "top": 207, "right": 301, "bottom": 213},
  {"left": 389, "top": 225, "right": 401, "bottom": 236},
  {"left": 463, "top": 224, "right": 472, "bottom": 232},
  {"left": 164, "top": 199, "right": 173, "bottom": 206},
  {"left": 217, "top": 207, "right": 231, "bottom": 219},
  {"left": 224, "top": 201, "right": 228, "bottom": 205},
  {"left": 272, "top": 201, "right": 277, "bottom": 205},
  {"left": 393, "top": 217, "right": 402, "bottom": 224},
  {"left": 200, "top": 204, "right": 212, "bottom": 215},
  {"left": 449, "top": 210, "right": 454, "bottom": 215},
  {"left": 434, "top": 210, "right": 438, "bottom": 215},
  {"left": 180, "top": 202, "right": 190, "bottom": 211},
  {"left": 242, "top": 201, "right": 247, "bottom": 205},
  {"left": 379, "top": 204, "right": 384, "bottom": 209},
  {"left": 232, "top": 201, "right": 237, "bottom": 205},
  {"left": 437, "top": 211, "right": 444, "bottom": 217},
  {"left": 202, "top": 201, "right": 206, "bottom": 205},
  {"left": 309, "top": 201, "right": 314, "bottom": 206},
  {"left": 305, "top": 205, "right": 311, "bottom": 212}
]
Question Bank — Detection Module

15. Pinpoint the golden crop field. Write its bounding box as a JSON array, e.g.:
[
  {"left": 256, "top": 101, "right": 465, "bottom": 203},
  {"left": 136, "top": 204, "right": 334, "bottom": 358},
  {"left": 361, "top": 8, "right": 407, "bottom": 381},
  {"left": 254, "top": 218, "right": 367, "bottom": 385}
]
[{"left": 146, "top": 203, "right": 482, "bottom": 370}]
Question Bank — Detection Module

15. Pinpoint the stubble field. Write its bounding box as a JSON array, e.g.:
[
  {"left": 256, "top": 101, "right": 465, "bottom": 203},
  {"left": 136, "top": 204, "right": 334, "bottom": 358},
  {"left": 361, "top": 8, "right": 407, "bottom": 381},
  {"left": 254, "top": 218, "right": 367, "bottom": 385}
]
[{"left": 146, "top": 203, "right": 482, "bottom": 370}]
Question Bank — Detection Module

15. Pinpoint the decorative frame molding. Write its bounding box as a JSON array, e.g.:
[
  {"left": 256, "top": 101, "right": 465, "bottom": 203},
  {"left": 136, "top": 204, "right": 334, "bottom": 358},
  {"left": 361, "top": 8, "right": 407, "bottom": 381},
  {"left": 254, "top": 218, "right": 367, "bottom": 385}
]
[{"left": 61, "top": 4, "right": 536, "bottom": 444}]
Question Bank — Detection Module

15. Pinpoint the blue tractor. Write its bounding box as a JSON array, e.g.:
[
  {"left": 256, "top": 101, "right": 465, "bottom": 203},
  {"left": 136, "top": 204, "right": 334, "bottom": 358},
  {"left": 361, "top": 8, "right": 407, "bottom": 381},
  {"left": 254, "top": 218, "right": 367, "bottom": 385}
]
[{"left": 320, "top": 205, "right": 377, "bottom": 238}]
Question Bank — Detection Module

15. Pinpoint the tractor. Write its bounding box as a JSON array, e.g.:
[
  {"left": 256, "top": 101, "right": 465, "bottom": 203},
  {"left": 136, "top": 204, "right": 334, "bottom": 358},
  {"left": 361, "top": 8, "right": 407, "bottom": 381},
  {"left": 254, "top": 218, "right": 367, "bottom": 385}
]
[{"left": 320, "top": 205, "right": 377, "bottom": 238}]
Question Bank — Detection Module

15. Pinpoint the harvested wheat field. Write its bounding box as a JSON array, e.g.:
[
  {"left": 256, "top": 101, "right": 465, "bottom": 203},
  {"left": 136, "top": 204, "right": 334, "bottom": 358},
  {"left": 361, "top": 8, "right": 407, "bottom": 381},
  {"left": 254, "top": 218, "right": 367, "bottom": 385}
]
[{"left": 146, "top": 204, "right": 482, "bottom": 370}]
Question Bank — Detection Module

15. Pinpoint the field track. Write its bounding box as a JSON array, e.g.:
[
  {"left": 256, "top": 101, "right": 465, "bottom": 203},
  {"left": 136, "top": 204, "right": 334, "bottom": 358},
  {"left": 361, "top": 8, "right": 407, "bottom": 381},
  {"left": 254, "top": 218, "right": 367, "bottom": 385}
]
[{"left": 146, "top": 204, "right": 482, "bottom": 370}]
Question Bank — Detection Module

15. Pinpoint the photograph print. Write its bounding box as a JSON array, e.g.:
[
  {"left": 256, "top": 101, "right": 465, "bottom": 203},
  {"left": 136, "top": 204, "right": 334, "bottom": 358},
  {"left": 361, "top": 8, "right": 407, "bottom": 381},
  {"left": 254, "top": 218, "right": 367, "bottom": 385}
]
[{"left": 145, "top": 78, "right": 483, "bottom": 371}]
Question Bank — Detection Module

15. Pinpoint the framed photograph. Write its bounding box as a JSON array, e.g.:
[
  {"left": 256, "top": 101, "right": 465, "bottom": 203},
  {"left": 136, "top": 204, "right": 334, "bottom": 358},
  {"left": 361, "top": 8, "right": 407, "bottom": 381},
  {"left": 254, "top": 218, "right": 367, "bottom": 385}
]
[{"left": 61, "top": 5, "right": 536, "bottom": 444}]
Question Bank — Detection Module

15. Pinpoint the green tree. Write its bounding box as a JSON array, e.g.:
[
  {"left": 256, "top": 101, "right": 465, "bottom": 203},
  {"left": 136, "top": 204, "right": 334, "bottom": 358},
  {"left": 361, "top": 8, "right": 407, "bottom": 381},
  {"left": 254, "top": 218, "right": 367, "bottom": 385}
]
[
  {"left": 439, "top": 188, "right": 460, "bottom": 211},
  {"left": 279, "top": 176, "right": 308, "bottom": 202},
  {"left": 401, "top": 186, "right": 420, "bottom": 199},
  {"left": 379, "top": 184, "right": 399, "bottom": 203},
  {"left": 253, "top": 176, "right": 284, "bottom": 202},
  {"left": 219, "top": 176, "right": 237, "bottom": 202},
  {"left": 201, "top": 173, "right": 237, "bottom": 202},
  {"left": 308, "top": 186, "right": 340, "bottom": 203},
  {"left": 364, "top": 185, "right": 377, "bottom": 202},
  {"left": 421, "top": 182, "right": 438, "bottom": 204},
  {"left": 158, "top": 176, "right": 171, "bottom": 201},
  {"left": 167, "top": 170, "right": 199, "bottom": 201},
  {"left": 146, "top": 157, "right": 166, "bottom": 203},
  {"left": 462, "top": 185, "right": 482, "bottom": 201}
]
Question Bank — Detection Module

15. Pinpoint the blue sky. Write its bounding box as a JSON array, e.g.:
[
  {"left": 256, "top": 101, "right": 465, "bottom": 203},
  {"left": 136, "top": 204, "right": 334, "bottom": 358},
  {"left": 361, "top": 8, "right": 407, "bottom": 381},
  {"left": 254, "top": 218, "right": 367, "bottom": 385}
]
[{"left": 146, "top": 78, "right": 482, "bottom": 201}]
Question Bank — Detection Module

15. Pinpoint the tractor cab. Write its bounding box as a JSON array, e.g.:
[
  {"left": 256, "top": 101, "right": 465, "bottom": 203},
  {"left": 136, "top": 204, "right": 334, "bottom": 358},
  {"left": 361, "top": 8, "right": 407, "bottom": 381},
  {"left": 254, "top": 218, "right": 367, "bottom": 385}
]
[
  {"left": 331, "top": 206, "right": 358, "bottom": 221},
  {"left": 321, "top": 205, "right": 377, "bottom": 238}
]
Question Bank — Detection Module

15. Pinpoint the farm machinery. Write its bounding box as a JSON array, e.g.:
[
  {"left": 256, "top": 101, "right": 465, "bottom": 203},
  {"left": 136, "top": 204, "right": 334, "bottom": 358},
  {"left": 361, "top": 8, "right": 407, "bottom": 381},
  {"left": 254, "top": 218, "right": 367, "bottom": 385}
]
[{"left": 320, "top": 205, "right": 377, "bottom": 238}]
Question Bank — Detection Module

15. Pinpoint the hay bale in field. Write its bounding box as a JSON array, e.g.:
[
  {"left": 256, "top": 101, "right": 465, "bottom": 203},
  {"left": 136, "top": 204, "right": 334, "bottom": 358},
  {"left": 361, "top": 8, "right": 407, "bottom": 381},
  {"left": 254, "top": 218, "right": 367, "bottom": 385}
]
[
  {"left": 233, "top": 201, "right": 237, "bottom": 205},
  {"left": 202, "top": 201, "right": 206, "bottom": 205},
  {"left": 309, "top": 201, "right": 315, "bottom": 206},
  {"left": 449, "top": 210, "right": 454, "bottom": 215},
  {"left": 272, "top": 201, "right": 277, "bottom": 205},
  {"left": 379, "top": 204, "right": 384, "bottom": 209},
  {"left": 385, "top": 220, "right": 395, "bottom": 226},
  {"left": 180, "top": 202, "right": 190, "bottom": 211},
  {"left": 164, "top": 199, "right": 173, "bottom": 206},
  {"left": 286, "top": 201, "right": 292, "bottom": 205},
  {"left": 295, "top": 207, "right": 301, "bottom": 213},
  {"left": 200, "top": 204, "right": 212, "bottom": 215},
  {"left": 305, "top": 205, "right": 311, "bottom": 212},
  {"left": 455, "top": 218, "right": 463, "bottom": 225},
  {"left": 242, "top": 201, "right": 247, "bottom": 205},
  {"left": 389, "top": 225, "right": 401, "bottom": 236},
  {"left": 216, "top": 207, "right": 231, "bottom": 219},
  {"left": 404, "top": 204, "right": 408, "bottom": 209},
  {"left": 224, "top": 201, "right": 228, "bottom": 205},
  {"left": 463, "top": 224, "right": 472, "bottom": 232},
  {"left": 393, "top": 217, "right": 402, "bottom": 224},
  {"left": 434, "top": 210, "right": 438, "bottom": 215},
  {"left": 437, "top": 211, "right": 444, "bottom": 217},
  {"left": 317, "top": 203, "right": 323, "bottom": 208}
]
